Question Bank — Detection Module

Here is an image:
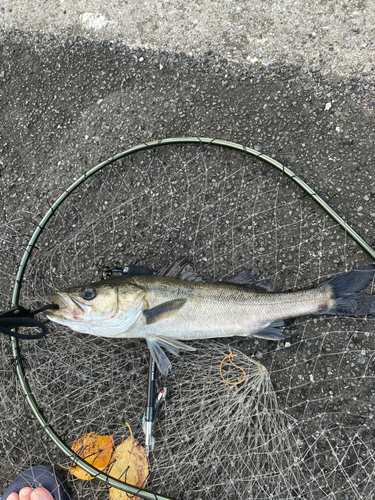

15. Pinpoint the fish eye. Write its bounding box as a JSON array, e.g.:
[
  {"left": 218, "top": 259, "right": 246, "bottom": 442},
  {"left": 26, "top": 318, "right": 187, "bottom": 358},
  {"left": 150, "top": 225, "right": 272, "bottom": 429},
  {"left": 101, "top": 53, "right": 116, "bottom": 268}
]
[{"left": 80, "top": 287, "right": 97, "bottom": 301}]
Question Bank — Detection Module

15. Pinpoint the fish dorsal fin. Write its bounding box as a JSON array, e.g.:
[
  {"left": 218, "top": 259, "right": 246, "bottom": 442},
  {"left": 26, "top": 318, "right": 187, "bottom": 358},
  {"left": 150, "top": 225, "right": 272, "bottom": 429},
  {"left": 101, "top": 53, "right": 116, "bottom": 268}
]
[
  {"left": 147, "top": 336, "right": 195, "bottom": 375},
  {"left": 227, "top": 271, "right": 272, "bottom": 292},
  {"left": 143, "top": 299, "right": 187, "bottom": 324},
  {"left": 157, "top": 257, "right": 203, "bottom": 281}
]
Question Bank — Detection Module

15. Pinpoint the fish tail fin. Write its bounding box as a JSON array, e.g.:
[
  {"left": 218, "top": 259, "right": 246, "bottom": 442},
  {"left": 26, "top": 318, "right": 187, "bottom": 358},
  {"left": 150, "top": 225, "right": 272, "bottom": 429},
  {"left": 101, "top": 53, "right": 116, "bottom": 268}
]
[
  {"left": 324, "top": 265, "right": 375, "bottom": 316},
  {"left": 146, "top": 336, "right": 195, "bottom": 375}
]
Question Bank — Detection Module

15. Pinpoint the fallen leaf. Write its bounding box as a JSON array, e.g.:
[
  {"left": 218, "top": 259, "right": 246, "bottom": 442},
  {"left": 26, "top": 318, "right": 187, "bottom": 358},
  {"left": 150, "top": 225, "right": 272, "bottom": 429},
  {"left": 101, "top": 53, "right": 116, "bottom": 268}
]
[
  {"left": 109, "top": 424, "right": 149, "bottom": 500},
  {"left": 70, "top": 432, "right": 114, "bottom": 480}
]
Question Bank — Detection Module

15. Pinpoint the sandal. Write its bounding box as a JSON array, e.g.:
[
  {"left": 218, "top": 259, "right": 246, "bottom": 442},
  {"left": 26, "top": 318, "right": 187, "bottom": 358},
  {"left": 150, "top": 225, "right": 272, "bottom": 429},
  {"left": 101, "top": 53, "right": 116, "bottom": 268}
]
[{"left": 1, "top": 466, "right": 70, "bottom": 500}]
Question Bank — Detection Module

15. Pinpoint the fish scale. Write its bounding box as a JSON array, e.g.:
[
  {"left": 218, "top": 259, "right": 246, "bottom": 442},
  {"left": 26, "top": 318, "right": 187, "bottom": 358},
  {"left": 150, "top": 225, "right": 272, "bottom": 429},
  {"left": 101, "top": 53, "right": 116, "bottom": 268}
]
[
  {"left": 137, "top": 277, "right": 334, "bottom": 339},
  {"left": 45, "top": 265, "right": 375, "bottom": 374}
]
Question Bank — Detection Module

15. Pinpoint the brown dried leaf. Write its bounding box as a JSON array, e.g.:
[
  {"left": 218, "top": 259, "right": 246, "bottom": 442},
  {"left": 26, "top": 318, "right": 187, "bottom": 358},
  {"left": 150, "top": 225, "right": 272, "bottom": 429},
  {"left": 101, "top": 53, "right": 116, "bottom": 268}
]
[
  {"left": 109, "top": 426, "right": 148, "bottom": 500},
  {"left": 70, "top": 432, "right": 114, "bottom": 480}
]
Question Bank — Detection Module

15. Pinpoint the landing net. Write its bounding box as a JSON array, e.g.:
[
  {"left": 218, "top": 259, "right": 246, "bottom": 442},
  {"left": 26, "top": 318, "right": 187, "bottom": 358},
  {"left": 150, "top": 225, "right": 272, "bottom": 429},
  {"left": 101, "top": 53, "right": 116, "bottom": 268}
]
[{"left": 1, "top": 141, "right": 374, "bottom": 499}]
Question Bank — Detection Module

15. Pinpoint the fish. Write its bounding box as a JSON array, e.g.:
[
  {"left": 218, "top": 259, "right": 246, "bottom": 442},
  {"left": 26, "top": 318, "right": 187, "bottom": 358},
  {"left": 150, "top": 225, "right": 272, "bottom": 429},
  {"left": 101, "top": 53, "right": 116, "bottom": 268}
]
[{"left": 45, "top": 262, "right": 375, "bottom": 374}]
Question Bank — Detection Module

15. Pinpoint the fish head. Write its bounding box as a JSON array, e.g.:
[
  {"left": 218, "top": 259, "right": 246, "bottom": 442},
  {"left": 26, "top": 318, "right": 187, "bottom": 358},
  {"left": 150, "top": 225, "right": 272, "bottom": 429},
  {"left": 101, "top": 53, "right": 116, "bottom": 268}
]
[{"left": 45, "top": 277, "right": 146, "bottom": 336}]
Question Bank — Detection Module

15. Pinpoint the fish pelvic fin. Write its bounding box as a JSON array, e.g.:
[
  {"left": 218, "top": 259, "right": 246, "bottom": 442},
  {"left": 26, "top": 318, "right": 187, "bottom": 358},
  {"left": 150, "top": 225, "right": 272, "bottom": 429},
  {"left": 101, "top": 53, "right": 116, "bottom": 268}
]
[
  {"left": 322, "top": 265, "right": 375, "bottom": 316},
  {"left": 143, "top": 299, "right": 187, "bottom": 324},
  {"left": 147, "top": 336, "right": 195, "bottom": 375}
]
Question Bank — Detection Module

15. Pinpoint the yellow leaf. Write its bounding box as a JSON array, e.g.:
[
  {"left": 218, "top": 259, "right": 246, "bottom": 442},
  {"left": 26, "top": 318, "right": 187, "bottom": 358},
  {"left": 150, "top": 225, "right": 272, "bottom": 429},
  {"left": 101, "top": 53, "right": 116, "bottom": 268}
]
[
  {"left": 70, "top": 432, "right": 114, "bottom": 480},
  {"left": 109, "top": 425, "right": 149, "bottom": 500}
]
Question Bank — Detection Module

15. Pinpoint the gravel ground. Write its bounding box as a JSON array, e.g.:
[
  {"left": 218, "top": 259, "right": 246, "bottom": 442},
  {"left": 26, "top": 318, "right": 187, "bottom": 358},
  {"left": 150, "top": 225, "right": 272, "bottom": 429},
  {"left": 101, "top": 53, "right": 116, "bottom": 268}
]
[{"left": 0, "top": 24, "right": 375, "bottom": 500}]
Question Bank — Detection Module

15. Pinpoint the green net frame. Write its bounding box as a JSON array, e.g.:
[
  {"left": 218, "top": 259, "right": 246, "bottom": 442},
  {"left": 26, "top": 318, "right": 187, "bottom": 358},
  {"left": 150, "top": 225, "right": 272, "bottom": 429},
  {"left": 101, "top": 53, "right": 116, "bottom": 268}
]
[{"left": 10, "top": 137, "right": 375, "bottom": 499}]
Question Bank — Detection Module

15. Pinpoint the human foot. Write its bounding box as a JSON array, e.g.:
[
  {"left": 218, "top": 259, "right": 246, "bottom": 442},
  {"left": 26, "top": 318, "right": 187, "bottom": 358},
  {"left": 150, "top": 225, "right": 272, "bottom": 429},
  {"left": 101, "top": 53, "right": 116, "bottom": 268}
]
[
  {"left": 1, "top": 466, "right": 70, "bottom": 500},
  {"left": 7, "top": 487, "right": 53, "bottom": 500}
]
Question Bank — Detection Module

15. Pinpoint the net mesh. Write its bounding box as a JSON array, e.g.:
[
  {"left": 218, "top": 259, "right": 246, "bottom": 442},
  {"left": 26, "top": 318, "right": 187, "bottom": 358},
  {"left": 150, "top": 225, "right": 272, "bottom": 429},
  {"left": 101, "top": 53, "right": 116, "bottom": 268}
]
[{"left": 1, "top": 142, "right": 375, "bottom": 500}]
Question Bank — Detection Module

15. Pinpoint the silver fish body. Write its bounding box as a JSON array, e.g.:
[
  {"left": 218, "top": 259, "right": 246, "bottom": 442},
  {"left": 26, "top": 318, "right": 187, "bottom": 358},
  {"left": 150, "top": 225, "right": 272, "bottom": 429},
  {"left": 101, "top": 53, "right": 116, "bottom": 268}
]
[
  {"left": 120, "top": 276, "right": 335, "bottom": 340},
  {"left": 46, "top": 266, "right": 375, "bottom": 374}
]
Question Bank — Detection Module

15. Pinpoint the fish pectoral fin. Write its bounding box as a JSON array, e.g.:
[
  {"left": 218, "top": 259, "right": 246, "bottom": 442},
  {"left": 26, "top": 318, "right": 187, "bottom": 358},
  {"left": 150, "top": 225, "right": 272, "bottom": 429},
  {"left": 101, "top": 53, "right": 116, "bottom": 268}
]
[
  {"left": 252, "top": 321, "right": 287, "bottom": 341},
  {"left": 147, "top": 336, "right": 195, "bottom": 375},
  {"left": 143, "top": 299, "right": 187, "bottom": 324}
]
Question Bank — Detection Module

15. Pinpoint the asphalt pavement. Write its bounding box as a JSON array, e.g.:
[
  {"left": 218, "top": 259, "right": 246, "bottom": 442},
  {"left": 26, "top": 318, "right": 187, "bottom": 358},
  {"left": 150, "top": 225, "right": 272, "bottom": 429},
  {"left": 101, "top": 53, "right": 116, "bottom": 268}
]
[{"left": 0, "top": 2, "right": 375, "bottom": 497}]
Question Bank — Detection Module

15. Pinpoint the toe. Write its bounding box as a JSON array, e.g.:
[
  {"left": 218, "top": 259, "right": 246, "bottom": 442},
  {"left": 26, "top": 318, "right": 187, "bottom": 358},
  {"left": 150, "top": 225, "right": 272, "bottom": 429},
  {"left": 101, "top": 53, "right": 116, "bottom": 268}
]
[
  {"left": 19, "top": 487, "right": 33, "bottom": 500},
  {"left": 7, "top": 493, "right": 20, "bottom": 500},
  {"left": 30, "top": 488, "right": 54, "bottom": 500}
]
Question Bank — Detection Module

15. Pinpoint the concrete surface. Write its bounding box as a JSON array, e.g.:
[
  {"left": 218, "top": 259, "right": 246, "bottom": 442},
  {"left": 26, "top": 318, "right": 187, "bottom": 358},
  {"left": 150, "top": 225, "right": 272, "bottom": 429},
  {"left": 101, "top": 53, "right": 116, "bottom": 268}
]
[{"left": 1, "top": 0, "right": 375, "bottom": 79}]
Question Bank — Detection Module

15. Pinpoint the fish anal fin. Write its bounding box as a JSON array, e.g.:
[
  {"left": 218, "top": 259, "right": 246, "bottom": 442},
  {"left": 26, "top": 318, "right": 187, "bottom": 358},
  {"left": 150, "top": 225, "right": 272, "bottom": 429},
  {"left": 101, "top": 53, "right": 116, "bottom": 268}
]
[
  {"left": 143, "top": 298, "right": 187, "bottom": 324},
  {"left": 253, "top": 321, "right": 287, "bottom": 341}
]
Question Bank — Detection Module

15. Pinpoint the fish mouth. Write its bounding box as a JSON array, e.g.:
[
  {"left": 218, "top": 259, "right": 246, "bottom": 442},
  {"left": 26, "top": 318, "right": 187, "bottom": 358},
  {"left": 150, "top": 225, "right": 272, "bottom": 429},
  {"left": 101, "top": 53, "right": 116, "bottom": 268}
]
[
  {"left": 49, "top": 293, "right": 86, "bottom": 318},
  {"left": 52, "top": 293, "right": 69, "bottom": 311}
]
